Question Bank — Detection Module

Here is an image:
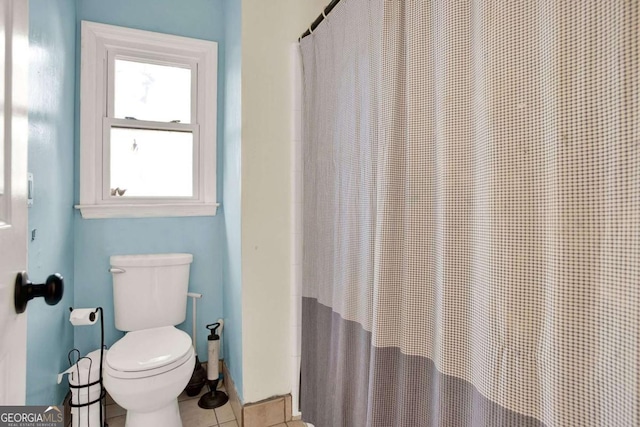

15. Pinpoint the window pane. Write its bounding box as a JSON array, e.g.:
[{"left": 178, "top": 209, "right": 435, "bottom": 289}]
[
  {"left": 110, "top": 128, "right": 193, "bottom": 197},
  {"left": 114, "top": 59, "right": 191, "bottom": 123}
]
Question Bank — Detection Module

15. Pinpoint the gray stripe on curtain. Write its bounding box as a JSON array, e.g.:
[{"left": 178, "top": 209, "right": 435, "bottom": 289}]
[{"left": 301, "top": 297, "right": 545, "bottom": 427}]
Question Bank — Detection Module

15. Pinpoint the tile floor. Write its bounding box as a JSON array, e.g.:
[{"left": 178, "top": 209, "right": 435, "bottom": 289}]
[
  {"left": 105, "top": 385, "right": 237, "bottom": 427},
  {"left": 104, "top": 385, "right": 307, "bottom": 427}
]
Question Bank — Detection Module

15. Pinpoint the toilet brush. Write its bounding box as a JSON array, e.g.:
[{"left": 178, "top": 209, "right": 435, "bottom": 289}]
[
  {"left": 198, "top": 322, "right": 229, "bottom": 409},
  {"left": 185, "top": 293, "right": 207, "bottom": 396}
]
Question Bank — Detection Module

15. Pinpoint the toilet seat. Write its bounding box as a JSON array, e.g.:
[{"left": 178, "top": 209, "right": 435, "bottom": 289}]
[{"left": 106, "top": 326, "right": 193, "bottom": 379}]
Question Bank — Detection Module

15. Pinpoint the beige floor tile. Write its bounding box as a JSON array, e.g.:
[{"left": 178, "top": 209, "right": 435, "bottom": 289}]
[
  {"left": 214, "top": 401, "right": 236, "bottom": 424},
  {"left": 105, "top": 415, "right": 126, "bottom": 427},
  {"left": 106, "top": 403, "right": 126, "bottom": 418},
  {"left": 287, "top": 421, "right": 307, "bottom": 427},
  {"left": 272, "top": 424, "right": 288, "bottom": 427},
  {"left": 219, "top": 421, "right": 238, "bottom": 427},
  {"left": 179, "top": 397, "right": 218, "bottom": 427}
]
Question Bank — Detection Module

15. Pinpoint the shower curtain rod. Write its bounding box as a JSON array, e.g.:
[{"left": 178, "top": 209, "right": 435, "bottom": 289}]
[{"left": 299, "top": 0, "right": 343, "bottom": 41}]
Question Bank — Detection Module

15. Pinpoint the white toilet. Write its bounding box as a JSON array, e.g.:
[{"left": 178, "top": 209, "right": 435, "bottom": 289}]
[{"left": 104, "top": 253, "right": 196, "bottom": 427}]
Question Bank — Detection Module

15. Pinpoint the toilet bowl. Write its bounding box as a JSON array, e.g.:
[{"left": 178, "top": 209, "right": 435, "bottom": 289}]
[
  {"left": 104, "top": 326, "right": 195, "bottom": 427},
  {"left": 104, "top": 253, "right": 195, "bottom": 427}
]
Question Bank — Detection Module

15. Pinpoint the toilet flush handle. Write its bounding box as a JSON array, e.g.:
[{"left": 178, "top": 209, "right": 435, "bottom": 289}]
[{"left": 109, "top": 268, "right": 126, "bottom": 274}]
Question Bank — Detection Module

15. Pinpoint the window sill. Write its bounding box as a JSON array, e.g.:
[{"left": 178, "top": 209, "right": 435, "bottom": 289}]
[{"left": 74, "top": 203, "right": 219, "bottom": 219}]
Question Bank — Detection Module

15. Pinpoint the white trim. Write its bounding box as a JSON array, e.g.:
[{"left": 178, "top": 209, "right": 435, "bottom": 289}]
[
  {"left": 289, "top": 43, "right": 303, "bottom": 418},
  {"left": 79, "top": 21, "right": 218, "bottom": 219},
  {"left": 104, "top": 118, "right": 197, "bottom": 132},
  {"left": 75, "top": 203, "right": 219, "bottom": 219}
]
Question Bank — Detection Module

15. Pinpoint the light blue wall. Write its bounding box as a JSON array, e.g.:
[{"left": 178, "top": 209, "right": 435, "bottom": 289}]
[
  {"left": 26, "top": 0, "right": 234, "bottom": 403},
  {"left": 27, "top": 0, "right": 77, "bottom": 405},
  {"left": 73, "top": 0, "right": 227, "bottom": 361},
  {"left": 222, "top": 0, "right": 243, "bottom": 400}
]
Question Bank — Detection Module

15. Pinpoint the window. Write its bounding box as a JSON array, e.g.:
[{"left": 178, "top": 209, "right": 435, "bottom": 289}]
[{"left": 77, "top": 21, "right": 218, "bottom": 218}]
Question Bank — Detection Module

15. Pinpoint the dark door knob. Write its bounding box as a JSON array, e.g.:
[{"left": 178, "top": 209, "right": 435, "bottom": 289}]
[{"left": 14, "top": 272, "right": 64, "bottom": 314}]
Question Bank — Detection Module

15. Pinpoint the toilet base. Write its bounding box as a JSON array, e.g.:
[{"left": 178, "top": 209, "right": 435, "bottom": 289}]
[{"left": 125, "top": 398, "right": 181, "bottom": 427}]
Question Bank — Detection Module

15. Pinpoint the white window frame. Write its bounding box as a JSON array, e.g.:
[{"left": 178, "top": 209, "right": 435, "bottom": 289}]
[{"left": 76, "top": 21, "right": 218, "bottom": 219}]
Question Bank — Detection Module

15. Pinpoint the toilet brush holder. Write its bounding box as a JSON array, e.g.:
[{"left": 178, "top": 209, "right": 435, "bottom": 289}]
[{"left": 186, "top": 361, "right": 207, "bottom": 396}]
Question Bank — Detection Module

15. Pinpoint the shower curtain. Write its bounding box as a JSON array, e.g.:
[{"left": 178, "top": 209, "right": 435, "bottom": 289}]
[{"left": 299, "top": 1, "right": 638, "bottom": 426}]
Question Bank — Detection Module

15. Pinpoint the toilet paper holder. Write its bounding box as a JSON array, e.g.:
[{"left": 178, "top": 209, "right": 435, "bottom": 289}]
[{"left": 65, "top": 307, "right": 107, "bottom": 427}]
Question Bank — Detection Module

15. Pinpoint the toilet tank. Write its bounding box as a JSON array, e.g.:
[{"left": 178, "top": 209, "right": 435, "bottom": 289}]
[{"left": 110, "top": 253, "right": 193, "bottom": 331}]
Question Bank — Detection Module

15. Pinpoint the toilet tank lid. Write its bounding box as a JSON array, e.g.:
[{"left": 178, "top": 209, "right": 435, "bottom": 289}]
[{"left": 110, "top": 253, "right": 193, "bottom": 267}]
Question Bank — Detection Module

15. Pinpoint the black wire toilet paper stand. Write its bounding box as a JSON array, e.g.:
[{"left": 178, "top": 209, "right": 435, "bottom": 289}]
[{"left": 67, "top": 307, "right": 107, "bottom": 427}]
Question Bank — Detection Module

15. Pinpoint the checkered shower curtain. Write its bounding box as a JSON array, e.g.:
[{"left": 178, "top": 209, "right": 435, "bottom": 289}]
[{"left": 299, "top": 1, "right": 639, "bottom": 426}]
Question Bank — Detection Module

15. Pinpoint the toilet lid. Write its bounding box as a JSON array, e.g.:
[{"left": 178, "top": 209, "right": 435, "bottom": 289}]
[{"left": 107, "top": 326, "right": 192, "bottom": 372}]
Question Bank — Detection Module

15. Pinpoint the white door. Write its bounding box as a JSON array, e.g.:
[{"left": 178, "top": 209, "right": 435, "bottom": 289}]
[{"left": 0, "top": 0, "right": 29, "bottom": 405}]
